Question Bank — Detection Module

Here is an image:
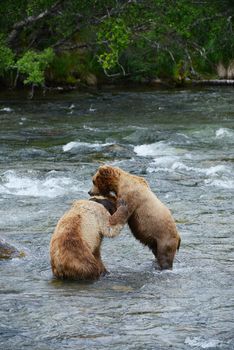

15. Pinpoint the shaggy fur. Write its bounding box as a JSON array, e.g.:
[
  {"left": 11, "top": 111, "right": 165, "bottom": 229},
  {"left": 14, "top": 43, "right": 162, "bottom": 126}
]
[
  {"left": 50, "top": 195, "right": 128, "bottom": 280},
  {"left": 89, "top": 165, "right": 181, "bottom": 270}
]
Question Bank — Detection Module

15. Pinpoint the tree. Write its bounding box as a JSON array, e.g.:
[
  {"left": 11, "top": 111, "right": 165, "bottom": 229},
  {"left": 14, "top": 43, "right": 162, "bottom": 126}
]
[{"left": 0, "top": 0, "right": 233, "bottom": 89}]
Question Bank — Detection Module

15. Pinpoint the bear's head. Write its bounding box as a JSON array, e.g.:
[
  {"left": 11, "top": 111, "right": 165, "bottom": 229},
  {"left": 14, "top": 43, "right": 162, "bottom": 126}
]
[{"left": 89, "top": 165, "right": 121, "bottom": 196}]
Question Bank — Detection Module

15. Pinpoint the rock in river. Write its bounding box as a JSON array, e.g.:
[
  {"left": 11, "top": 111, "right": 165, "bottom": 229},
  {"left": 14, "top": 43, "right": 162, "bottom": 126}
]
[{"left": 0, "top": 238, "right": 24, "bottom": 259}]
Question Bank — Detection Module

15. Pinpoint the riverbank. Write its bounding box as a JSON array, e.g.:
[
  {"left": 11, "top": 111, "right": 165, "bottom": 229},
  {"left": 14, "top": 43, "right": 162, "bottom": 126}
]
[{"left": 1, "top": 77, "right": 234, "bottom": 100}]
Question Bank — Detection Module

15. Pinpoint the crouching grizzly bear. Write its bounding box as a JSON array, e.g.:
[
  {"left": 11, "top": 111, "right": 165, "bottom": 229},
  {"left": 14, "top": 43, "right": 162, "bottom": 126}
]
[
  {"left": 89, "top": 165, "right": 181, "bottom": 270},
  {"left": 50, "top": 195, "right": 128, "bottom": 280}
]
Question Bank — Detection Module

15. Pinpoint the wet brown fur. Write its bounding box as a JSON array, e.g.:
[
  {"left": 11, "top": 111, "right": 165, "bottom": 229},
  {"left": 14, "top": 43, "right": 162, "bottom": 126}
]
[
  {"left": 89, "top": 165, "right": 181, "bottom": 270},
  {"left": 50, "top": 195, "right": 128, "bottom": 280}
]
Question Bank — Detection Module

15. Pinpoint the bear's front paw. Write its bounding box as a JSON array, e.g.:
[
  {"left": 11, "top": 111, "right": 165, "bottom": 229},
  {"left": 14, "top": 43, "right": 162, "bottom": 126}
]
[
  {"left": 109, "top": 216, "right": 118, "bottom": 226},
  {"left": 109, "top": 200, "right": 128, "bottom": 225}
]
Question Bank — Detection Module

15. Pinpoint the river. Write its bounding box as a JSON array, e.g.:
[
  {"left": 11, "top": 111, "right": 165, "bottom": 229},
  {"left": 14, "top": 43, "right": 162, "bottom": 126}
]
[{"left": 0, "top": 87, "right": 233, "bottom": 350}]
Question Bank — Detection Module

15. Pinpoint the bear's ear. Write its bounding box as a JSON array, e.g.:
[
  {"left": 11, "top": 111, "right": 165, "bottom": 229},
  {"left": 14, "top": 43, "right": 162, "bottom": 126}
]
[{"left": 98, "top": 165, "right": 114, "bottom": 178}]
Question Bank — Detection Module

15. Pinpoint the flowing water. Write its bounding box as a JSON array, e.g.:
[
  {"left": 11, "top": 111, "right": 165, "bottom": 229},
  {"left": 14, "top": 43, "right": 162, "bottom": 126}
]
[{"left": 0, "top": 88, "right": 233, "bottom": 350}]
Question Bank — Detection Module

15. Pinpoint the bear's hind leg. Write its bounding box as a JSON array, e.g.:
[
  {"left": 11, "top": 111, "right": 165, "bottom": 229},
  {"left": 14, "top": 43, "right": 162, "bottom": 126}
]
[{"left": 93, "top": 248, "right": 108, "bottom": 276}]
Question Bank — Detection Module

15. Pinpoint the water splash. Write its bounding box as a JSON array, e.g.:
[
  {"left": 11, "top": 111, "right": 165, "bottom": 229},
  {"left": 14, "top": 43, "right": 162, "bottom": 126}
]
[
  {"left": 204, "top": 178, "right": 234, "bottom": 189},
  {"left": 134, "top": 141, "right": 180, "bottom": 157},
  {"left": 215, "top": 128, "right": 234, "bottom": 139},
  {"left": 0, "top": 170, "right": 83, "bottom": 198},
  {"left": 0, "top": 107, "right": 13, "bottom": 112},
  {"left": 63, "top": 141, "right": 112, "bottom": 152},
  {"left": 185, "top": 336, "right": 222, "bottom": 348}
]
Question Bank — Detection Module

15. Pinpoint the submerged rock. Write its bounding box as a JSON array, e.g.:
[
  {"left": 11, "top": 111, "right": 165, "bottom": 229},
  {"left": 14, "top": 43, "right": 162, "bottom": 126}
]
[
  {"left": 104, "top": 144, "right": 134, "bottom": 158},
  {"left": 0, "top": 239, "right": 24, "bottom": 260}
]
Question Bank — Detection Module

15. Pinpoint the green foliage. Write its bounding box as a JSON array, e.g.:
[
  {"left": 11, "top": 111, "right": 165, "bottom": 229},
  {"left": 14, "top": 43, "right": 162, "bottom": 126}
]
[
  {"left": 49, "top": 51, "right": 100, "bottom": 85},
  {"left": 97, "top": 18, "right": 130, "bottom": 73},
  {"left": 0, "top": 36, "right": 15, "bottom": 75},
  {"left": 0, "top": 0, "right": 234, "bottom": 87},
  {"left": 16, "top": 48, "right": 54, "bottom": 86},
  {"left": 123, "top": 0, "right": 234, "bottom": 80},
  {"left": 26, "top": 0, "right": 55, "bottom": 16}
]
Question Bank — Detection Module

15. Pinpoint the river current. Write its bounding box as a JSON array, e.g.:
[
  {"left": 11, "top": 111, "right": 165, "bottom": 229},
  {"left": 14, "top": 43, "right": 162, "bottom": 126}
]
[{"left": 0, "top": 88, "right": 233, "bottom": 349}]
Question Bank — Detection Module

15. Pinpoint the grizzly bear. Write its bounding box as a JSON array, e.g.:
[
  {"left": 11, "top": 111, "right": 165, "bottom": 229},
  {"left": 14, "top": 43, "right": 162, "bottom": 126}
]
[
  {"left": 89, "top": 165, "right": 181, "bottom": 270},
  {"left": 50, "top": 195, "right": 128, "bottom": 280}
]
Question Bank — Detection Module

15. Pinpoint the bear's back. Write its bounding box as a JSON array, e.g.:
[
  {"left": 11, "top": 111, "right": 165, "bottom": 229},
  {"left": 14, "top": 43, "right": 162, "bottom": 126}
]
[{"left": 71, "top": 200, "right": 110, "bottom": 252}]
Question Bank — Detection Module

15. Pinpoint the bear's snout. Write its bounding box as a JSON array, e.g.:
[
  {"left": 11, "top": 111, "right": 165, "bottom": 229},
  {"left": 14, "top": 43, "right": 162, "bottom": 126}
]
[{"left": 88, "top": 184, "right": 100, "bottom": 196}]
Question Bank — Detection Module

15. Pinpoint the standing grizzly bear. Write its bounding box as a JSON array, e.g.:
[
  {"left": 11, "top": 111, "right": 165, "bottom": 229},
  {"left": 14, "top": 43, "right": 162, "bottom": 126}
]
[
  {"left": 50, "top": 195, "right": 128, "bottom": 280},
  {"left": 89, "top": 165, "right": 181, "bottom": 270}
]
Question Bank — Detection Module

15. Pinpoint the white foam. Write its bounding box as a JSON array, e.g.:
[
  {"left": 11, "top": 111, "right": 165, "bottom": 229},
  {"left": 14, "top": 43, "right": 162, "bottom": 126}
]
[
  {"left": 171, "top": 162, "right": 191, "bottom": 172},
  {"left": 147, "top": 157, "right": 229, "bottom": 177},
  {"left": 62, "top": 141, "right": 112, "bottom": 152},
  {"left": 215, "top": 128, "right": 234, "bottom": 138},
  {"left": 134, "top": 141, "right": 179, "bottom": 157},
  {"left": 63, "top": 141, "right": 82, "bottom": 152},
  {"left": 147, "top": 156, "right": 179, "bottom": 173},
  {"left": 172, "top": 163, "right": 227, "bottom": 176},
  {"left": 83, "top": 125, "right": 100, "bottom": 132},
  {"left": 185, "top": 336, "right": 221, "bottom": 348},
  {"left": 152, "top": 156, "right": 179, "bottom": 167},
  {"left": 89, "top": 104, "right": 96, "bottom": 112},
  {"left": 0, "top": 170, "right": 82, "bottom": 198},
  {"left": 0, "top": 107, "right": 13, "bottom": 112},
  {"left": 205, "top": 178, "right": 234, "bottom": 189},
  {"left": 204, "top": 164, "right": 227, "bottom": 176}
]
